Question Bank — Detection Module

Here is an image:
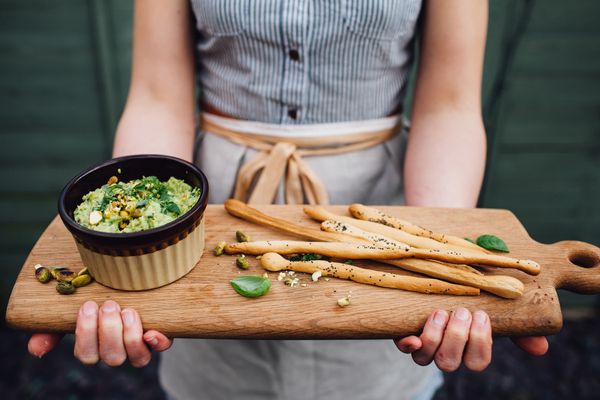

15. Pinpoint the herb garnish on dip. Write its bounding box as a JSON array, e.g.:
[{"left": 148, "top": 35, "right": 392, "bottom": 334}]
[{"left": 74, "top": 175, "right": 200, "bottom": 233}]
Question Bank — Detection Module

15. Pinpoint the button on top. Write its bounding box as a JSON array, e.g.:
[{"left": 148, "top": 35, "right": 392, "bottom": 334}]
[
  {"left": 287, "top": 108, "right": 298, "bottom": 120},
  {"left": 289, "top": 49, "right": 300, "bottom": 61}
]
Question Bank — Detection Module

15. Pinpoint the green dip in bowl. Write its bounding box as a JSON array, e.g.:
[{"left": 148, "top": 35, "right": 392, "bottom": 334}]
[{"left": 74, "top": 176, "right": 201, "bottom": 233}]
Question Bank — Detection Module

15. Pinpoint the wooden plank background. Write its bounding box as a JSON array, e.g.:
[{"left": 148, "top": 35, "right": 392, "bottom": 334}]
[{"left": 1, "top": 0, "right": 598, "bottom": 314}]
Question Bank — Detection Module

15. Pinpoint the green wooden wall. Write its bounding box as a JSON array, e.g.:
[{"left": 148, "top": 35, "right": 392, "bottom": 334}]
[{"left": 1, "top": 0, "right": 598, "bottom": 314}]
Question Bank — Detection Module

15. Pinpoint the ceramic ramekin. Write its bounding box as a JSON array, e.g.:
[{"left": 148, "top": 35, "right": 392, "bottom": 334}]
[{"left": 58, "top": 155, "right": 209, "bottom": 290}]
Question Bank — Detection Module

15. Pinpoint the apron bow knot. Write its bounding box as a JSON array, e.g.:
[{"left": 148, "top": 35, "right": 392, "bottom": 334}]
[{"left": 201, "top": 116, "right": 402, "bottom": 204}]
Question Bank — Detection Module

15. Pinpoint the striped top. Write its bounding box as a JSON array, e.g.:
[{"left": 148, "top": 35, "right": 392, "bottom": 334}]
[{"left": 191, "top": 0, "right": 423, "bottom": 124}]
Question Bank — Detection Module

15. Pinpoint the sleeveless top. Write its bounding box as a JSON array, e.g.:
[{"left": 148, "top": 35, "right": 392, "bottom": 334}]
[
  {"left": 158, "top": 1, "right": 444, "bottom": 400},
  {"left": 192, "top": 0, "right": 422, "bottom": 124}
]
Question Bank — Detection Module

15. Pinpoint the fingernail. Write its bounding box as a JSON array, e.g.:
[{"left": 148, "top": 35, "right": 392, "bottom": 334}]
[
  {"left": 145, "top": 336, "right": 158, "bottom": 347},
  {"left": 122, "top": 309, "right": 135, "bottom": 326},
  {"left": 102, "top": 301, "right": 117, "bottom": 313},
  {"left": 433, "top": 311, "right": 447, "bottom": 326},
  {"left": 454, "top": 308, "right": 470, "bottom": 322},
  {"left": 473, "top": 310, "right": 487, "bottom": 326},
  {"left": 82, "top": 301, "right": 97, "bottom": 317}
]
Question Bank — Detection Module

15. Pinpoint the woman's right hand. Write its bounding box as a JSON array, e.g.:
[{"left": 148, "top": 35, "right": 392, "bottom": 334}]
[{"left": 27, "top": 300, "right": 172, "bottom": 367}]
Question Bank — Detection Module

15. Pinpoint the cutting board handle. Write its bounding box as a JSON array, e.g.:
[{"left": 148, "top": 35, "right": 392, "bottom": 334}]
[{"left": 551, "top": 240, "right": 600, "bottom": 294}]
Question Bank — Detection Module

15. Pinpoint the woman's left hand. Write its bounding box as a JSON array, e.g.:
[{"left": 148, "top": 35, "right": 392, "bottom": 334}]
[{"left": 394, "top": 308, "right": 549, "bottom": 372}]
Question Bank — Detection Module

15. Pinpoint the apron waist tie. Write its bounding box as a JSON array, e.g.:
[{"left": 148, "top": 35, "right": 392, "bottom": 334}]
[{"left": 201, "top": 115, "right": 402, "bottom": 205}]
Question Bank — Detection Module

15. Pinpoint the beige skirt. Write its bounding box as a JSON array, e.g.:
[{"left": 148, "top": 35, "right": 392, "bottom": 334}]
[{"left": 159, "top": 115, "right": 443, "bottom": 400}]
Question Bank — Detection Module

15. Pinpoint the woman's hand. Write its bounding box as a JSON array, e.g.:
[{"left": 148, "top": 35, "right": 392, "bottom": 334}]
[
  {"left": 27, "top": 300, "right": 172, "bottom": 367},
  {"left": 395, "top": 309, "right": 548, "bottom": 372}
]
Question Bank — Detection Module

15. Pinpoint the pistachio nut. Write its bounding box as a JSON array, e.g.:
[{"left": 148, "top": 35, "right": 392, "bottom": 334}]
[
  {"left": 55, "top": 269, "right": 76, "bottom": 283},
  {"left": 56, "top": 281, "right": 75, "bottom": 295},
  {"left": 235, "top": 230, "right": 251, "bottom": 243},
  {"left": 236, "top": 254, "right": 250, "bottom": 270},
  {"left": 34, "top": 264, "right": 52, "bottom": 283},
  {"left": 48, "top": 266, "right": 67, "bottom": 280},
  {"left": 214, "top": 241, "right": 227, "bottom": 256},
  {"left": 72, "top": 274, "right": 92, "bottom": 288}
]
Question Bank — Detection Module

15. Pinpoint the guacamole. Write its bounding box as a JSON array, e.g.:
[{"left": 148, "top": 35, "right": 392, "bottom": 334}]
[{"left": 74, "top": 175, "right": 201, "bottom": 233}]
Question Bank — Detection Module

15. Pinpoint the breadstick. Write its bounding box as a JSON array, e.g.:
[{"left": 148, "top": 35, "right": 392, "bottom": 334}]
[
  {"left": 349, "top": 203, "right": 487, "bottom": 253},
  {"left": 321, "top": 220, "right": 540, "bottom": 275},
  {"left": 260, "top": 253, "right": 480, "bottom": 296},
  {"left": 225, "top": 241, "right": 409, "bottom": 259},
  {"left": 222, "top": 201, "right": 524, "bottom": 297},
  {"left": 225, "top": 238, "right": 540, "bottom": 275},
  {"left": 384, "top": 259, "right": 524, "bottom": 299},
  {"left": 320, "top": 219, "right": 411, "bottom": 251},
  {"left": 304, "top": 205, "right": 477, "bottom": 253},
  {"left": 316, "top": 220, "right": 523, "bottom": 298},
  {"left": 224, "top": 199, "right": 351, "bottom": 243},
  {"left": 316, "top": 218, "right": 483, "bottom": 276}
]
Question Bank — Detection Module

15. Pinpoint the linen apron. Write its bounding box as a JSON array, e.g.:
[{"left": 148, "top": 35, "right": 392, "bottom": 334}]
[{"left": 159, "top": 115, "right": 443, "bottom": 400}]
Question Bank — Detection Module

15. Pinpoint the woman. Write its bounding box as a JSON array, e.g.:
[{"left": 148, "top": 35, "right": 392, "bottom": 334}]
[{"left": 28, "top": 1, "right": 548, "bottom": 399}]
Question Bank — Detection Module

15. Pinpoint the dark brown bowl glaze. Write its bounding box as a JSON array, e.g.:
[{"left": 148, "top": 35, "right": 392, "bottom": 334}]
[{"left": 58, "top": 155, "right": 209, "bottom": 256}]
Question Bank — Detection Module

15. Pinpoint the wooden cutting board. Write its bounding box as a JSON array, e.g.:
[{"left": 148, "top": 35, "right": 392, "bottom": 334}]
[{"left": 6, "top": 205, "right": 600, "bottom": 338}]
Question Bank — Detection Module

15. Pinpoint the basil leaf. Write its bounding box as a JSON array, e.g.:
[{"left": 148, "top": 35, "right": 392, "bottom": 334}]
[
  {"left": 464, "top": 237, "right": 476, "bottom": 244},
  {"left": 344, "top": 260, "right": 354, "bottom": 265},
  {"left": 230, "top": 276, "right": 271, "bottom": 298},
  {"left": 476, "top": 235, "right": 509, "bottom": 252},
  {"left": 163, "top": 201, "right": 181, "bottom": 214},
  {"left": 290, "top": 253, "right": 324, "bottom": 262}
]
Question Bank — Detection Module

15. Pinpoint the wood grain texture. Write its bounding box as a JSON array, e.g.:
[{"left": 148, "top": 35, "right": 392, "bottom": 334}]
[{"left": 5, "top": 205, "right": 600, "bottom": 339}]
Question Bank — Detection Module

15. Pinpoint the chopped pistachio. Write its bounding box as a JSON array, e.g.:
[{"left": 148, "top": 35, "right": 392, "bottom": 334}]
[
  {"left": 236, "top": 230, "right": 251, "bottom": 243},
  {"left": 311, "top": 271, "right": 322, "bottom": 282},
  {"left": 277, "top": 272, "right": 286, "bottom": 281},
  {"left": 214, "top": 241, "right": 227, "bottom": 256},
  {"left": 262, "top": 272, "right": 269, "bottom": 279},
  {"left": 337, "top": 296, "right": 351, "bottom": 307},
  {"left": 89, "top": 210, "right": 103, "bottom": 225},
  {"left": 236, "top": 254, "right": 250, "bottom": 270},
  {"left": 284, "top": 277, "right": 299, "bottom": 287}
]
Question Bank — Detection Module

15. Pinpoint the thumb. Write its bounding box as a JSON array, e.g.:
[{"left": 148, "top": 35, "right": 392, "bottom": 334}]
[
  {"left": 394, "top": 336, "right": 423, "bottom": 354},
  {"left": 143, "top": 330, "right": 173, "bottom": 352},
  {"left": 28, "top": 333, "right": 64, "bottom": 358},
  {"left": 511, "top": 336, "right": 549, "bottom": 356}
]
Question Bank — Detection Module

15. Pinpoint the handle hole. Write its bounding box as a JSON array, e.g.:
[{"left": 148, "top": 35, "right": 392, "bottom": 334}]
[{"left": 568, "top": 251, "right": 599, "bottom": 268}]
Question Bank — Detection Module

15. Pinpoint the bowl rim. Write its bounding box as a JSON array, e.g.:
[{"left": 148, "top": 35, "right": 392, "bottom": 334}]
[{"left": 58, "top": 154, "right": 209, "bottom": 242}]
